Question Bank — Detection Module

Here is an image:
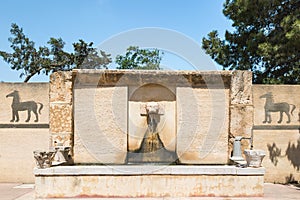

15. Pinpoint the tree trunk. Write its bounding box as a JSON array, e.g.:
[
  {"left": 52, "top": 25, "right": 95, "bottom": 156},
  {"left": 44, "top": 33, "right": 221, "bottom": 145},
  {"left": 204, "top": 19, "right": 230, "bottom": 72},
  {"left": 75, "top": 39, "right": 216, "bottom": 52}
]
[{"left": 24, "top": 72, "right": 37, "bottom": 82}]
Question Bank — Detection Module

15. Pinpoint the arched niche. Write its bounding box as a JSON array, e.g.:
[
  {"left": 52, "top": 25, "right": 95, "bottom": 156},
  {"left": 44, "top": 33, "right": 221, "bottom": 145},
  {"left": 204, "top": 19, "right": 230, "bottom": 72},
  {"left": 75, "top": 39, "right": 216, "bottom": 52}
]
[
  {"left": 129, "top": 84, "right": 175, "bottom": 102},
  {"left": 128, "top": 83, "right": 176, "bottom": 162}
]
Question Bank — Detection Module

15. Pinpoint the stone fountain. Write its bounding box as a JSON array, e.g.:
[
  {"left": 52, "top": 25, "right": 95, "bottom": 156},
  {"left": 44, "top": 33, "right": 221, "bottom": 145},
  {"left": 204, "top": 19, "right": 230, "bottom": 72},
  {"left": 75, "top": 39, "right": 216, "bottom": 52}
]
[
  {"left": 34, "top": 70, "right": 265, "bottom": 198},
  {"left": 126, "top": 101, "right": 177, "bottom": 164}
]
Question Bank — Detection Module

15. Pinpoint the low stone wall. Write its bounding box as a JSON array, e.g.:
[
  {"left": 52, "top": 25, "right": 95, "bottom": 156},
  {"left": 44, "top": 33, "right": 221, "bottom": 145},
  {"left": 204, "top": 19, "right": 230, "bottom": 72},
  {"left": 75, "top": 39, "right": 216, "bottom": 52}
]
[{"left": 0, "top": 83, "right": 49, "bottom": 183}]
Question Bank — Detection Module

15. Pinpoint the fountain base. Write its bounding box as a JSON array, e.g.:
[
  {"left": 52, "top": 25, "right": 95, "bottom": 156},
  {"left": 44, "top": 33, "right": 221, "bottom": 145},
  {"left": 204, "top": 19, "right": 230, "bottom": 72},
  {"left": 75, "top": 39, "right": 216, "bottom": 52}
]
[{"left": 34, "top": 165, "right": 265, "bottom": 198}]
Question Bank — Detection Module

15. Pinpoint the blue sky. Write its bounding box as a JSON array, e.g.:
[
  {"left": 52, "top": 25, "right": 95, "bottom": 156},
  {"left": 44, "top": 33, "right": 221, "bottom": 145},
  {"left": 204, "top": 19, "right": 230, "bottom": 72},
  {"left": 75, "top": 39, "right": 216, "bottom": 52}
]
[{"left": 0, "top": 0, "right": 232, "bottom": 82}]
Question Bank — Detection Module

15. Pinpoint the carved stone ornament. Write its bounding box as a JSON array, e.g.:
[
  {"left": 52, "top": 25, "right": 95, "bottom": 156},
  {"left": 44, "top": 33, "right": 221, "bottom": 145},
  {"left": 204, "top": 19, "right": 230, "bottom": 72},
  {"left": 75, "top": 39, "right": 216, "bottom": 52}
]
[
  {"left": 244, "top": 149, "right": 266, "bottom": 168},
  {"left": 33, "top": 150, "right": 56, "bottom": 169},
  {"left": 52, "top": 146, "right": 72, "bottom": 166}
]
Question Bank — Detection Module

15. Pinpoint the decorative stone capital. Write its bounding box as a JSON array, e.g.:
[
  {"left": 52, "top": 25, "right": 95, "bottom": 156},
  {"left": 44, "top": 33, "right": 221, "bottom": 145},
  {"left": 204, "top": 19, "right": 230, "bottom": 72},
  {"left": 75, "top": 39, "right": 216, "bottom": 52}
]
[
  {"left": 244, "top": 149, "right": 266, "bottom": 168},
  {"left": 52, "top": 146, "right": 73, "bottom": 166},
  {"left": 33, "top": 150, "right": 56, "bottom": 169}
]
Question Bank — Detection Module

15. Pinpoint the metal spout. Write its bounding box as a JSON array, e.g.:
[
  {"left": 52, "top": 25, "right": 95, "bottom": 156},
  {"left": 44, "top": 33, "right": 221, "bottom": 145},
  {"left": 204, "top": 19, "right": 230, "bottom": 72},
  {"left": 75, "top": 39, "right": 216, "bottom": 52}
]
[{"left": 230, "top": 135, "right": 253, "bottom": 162}]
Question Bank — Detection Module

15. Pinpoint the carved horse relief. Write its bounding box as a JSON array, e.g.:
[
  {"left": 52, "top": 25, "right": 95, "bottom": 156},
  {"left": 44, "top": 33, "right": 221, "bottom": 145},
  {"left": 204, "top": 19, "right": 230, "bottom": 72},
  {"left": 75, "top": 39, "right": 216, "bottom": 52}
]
[
  {"left": 260, "top": 92, "right": 296, "bottom": 124},
  {"left": 6, "top": 90, "right": 43, "bottom": 122}
]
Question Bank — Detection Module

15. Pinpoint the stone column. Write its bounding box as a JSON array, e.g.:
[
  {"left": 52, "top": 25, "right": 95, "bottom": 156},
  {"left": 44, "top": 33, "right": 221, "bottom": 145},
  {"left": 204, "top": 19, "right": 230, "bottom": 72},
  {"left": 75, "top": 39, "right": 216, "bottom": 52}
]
[
  {"left": 49, "top": 71, "right": 74, "bottom": 155},
  {"left": 229, "top": 71, "right": 253, "bottom": 161}
]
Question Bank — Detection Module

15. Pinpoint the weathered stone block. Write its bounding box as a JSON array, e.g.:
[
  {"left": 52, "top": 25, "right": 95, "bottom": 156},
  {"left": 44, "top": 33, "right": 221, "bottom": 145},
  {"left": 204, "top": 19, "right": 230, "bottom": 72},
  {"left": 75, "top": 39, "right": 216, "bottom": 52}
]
[
  {"left": 51, "top": 132, "right": 73, "bottom": 147},
  {"left": 231, "top": 71, "right": 252, "bottom": 105},
  {"left": 177, "top": 87, "right": 229, "bottom": 164},
  {"left": 50, "top": 71, "right": 73, "bottom": 103},
  {"left": 229, "top": 105, "right": 254, "bottom": 157},
  {"left": 50, "top": 104, "right": 72, "bottom": 133},
  {"left": 34, "top": 166, "right": 265, "bottom": 198},
  {"left": 74, "top": 86, "right": 127, "bottom": 164},
  {"left": 73, "top": 69, "right": 232, "bottom": 88}
]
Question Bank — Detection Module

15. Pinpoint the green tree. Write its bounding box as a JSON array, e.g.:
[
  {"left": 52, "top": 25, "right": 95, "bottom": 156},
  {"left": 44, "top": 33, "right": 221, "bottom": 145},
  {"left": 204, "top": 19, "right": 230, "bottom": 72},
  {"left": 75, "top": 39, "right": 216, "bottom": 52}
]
[
  {"left": 0, "top": 23, "right": 112, "bottom": 82},
  {"left": 115, "top": 46, "right": 163, "bottom": 70},
  {"left": 202, "top": 0, "right": 300, "bottom": 84}
]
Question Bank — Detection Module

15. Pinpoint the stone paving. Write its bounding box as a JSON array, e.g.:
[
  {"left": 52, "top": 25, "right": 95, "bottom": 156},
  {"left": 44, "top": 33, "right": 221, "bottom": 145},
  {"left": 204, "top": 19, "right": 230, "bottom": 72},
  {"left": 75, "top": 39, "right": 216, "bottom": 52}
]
[{"left": 0, "top": 183, "right": 299, "bottom": 200}]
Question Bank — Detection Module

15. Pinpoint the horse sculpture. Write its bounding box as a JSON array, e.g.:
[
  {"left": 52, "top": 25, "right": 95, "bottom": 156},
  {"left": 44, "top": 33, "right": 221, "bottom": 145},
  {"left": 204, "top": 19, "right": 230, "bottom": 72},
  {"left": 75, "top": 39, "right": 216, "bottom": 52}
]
[
  {"left": 6, "top": 90, "right": 43, "bottom": 122},
  {"left": 260, "top": 92, "right": 296, "bottom": 124}
]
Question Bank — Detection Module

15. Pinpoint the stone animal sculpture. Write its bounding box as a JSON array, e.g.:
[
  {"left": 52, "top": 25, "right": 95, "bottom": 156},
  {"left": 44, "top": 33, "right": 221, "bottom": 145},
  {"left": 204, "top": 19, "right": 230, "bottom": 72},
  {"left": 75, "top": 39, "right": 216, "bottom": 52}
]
[
  {"left": 260, "top": 92, "right": 296, "bottom": 123},
  {"left": 6, "top": 90, "right": 43, "bottom": 122}
]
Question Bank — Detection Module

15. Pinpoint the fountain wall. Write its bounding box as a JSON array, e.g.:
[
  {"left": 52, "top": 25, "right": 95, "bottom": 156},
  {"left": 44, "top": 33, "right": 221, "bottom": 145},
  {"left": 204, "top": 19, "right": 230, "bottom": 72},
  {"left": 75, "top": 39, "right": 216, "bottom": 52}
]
[{"left": 49, "top": 69, "right": 253, "bottom": 165}]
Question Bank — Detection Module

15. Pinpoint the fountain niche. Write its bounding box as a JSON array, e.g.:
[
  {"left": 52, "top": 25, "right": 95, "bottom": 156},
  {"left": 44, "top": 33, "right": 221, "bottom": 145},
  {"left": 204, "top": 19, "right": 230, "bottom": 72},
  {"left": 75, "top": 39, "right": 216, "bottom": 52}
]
[
  {"left": 34, "top": 70, "right": 265, "bottom": 198},
  {"left": 127, "top": 84, "right": 178, "bottom": 164}
]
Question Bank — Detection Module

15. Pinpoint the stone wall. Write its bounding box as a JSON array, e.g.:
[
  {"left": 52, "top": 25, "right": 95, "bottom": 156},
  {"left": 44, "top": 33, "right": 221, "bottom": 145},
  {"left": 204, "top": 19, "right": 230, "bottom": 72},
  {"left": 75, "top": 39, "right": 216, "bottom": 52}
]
[
  {"left": 0, "top": 83, "right": 49, "bottom": 183},
  {"left": 50, "top": 70, "right": 252, "bottom": 165},
  {"left": 1, "top": 71, "right": 300, "bottom": 184},
  {"left": 49, "top": 70, "right": 299, "bottom": 184},
  {"left": 253, "top": 85, "right": 300, "bottom": 183},
  {"left": 49, "top": 72, "right": 73, "bottom": 151}
]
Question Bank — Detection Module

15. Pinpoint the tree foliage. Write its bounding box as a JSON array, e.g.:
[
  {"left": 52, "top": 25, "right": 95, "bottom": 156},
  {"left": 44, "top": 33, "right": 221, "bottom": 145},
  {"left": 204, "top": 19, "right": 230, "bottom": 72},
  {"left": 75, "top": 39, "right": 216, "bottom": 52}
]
[
  {"left": 0, "top": 23, "right": 112, "bottom": 82},
  {"left": 115, "top": 46, "right": 163, "bottom": 70},
  {"left": 202, "top": 0, "right": 300, "bottom": 84}
]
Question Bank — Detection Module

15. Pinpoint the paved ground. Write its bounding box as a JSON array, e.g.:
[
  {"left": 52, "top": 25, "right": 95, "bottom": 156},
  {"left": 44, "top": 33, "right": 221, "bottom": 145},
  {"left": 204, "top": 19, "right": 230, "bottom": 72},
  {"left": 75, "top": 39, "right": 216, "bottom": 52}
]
[{"left": 0, "top": 183, "right": 299, "bottom": 200}]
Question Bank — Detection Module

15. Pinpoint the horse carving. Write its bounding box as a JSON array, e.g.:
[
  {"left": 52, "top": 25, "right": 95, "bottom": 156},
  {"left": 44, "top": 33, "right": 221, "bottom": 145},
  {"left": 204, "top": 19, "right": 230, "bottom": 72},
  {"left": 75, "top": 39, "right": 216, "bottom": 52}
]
[
  {"left": 260, "top": 92, "right": 296, "bottom": 124},
  {"left": 6, "top": 90, "right": 43, "bottom": 122}
]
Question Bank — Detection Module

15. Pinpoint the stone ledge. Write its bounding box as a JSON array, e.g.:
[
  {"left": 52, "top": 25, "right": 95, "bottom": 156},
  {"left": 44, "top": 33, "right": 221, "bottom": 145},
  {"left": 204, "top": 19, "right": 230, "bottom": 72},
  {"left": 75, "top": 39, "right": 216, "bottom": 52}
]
[
  {"left": 73, "top": 69, "right": 233, "bottom": 87},
  {"left": 34, "top": 165, "right": 265, "bottom": 176}
]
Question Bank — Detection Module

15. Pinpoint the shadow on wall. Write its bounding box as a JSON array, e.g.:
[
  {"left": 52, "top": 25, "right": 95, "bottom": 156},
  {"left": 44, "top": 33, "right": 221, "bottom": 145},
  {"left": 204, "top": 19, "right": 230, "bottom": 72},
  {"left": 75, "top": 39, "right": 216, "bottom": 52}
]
[
  {"left": 286, "top": 139, "right": 300, "bottom": 171},
  {"left": 285, "top": 174, "right": 298, "bottom": 184},
  {"left": 267, "top": 140, "right": 300, "bottom": 171},
  {"left": 267, "top": 143, "right": 282, "bottom": 166}
]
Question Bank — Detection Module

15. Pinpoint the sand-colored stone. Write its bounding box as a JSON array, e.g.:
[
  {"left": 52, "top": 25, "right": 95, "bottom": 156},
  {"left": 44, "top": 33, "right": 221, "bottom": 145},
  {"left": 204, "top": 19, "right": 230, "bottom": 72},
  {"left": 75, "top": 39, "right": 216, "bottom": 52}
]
[
  {"left": 51, "top": 132, "right": 73, "bottom": 147},
  {"left": 253, "top": 85, "right": 300, "bottom": 183},
  {"left": 0, "top": 129, "right": 49, "bottom": 183},
  {"left": 229, "top": 105, "right": 254, "bottom": 159},
  {"left": 49, "top": 71, "right": 72, "bottom": 103},
  {"left": 254, "top": 130, "right": 300, "bottom": 183},
  {"left": 253, "top": 85, "right": 299, "bottom": 125},
  {"left": 73, "top": 69, "right": 233, "bottom": 87},
  {"left": 34, "top": 166, "right": 265, "bottom": 198},
  {"left": 0, "top": 83, "right": 49, "bottom": 183},
  {"left": 74, "top": 86, "right": 127, "bottom": 164},
  {"left": 35, "top": 175, "right": 264, "bottom": 198},
  {"left": 0, "top": 83, "right": 49, "bottom": 123},
  {"left": 128, "top": 101, "right": 176, "bottom": 152},
  {"left": 49, "top": 104, "right": 72, "bottom": 133},
  {"left": 71, "top": 70, "right": 237, "bottom": 165},
  {"left": 231, "top": 71, "right": 252, "bottom": 105},
  {"left": 177, "top": 87, "right": 229, "bottom": 164},
  {"left": 49, "top": 72, "right": 74, "bottom": 156}
]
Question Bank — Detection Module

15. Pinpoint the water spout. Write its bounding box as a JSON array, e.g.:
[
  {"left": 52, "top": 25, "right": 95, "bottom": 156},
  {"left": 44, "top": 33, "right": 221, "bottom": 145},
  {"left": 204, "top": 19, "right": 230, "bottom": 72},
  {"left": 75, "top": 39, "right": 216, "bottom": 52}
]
[{"left": 127, "top": 102, "right": 177, "bottom": 164}]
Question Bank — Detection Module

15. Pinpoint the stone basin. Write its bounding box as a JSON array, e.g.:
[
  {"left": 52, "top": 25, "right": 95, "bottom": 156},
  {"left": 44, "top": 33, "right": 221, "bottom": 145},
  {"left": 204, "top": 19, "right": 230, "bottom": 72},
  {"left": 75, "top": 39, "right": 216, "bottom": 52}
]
[{"left": 34, "top": 165, "right": 265, "bottom": 198}]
